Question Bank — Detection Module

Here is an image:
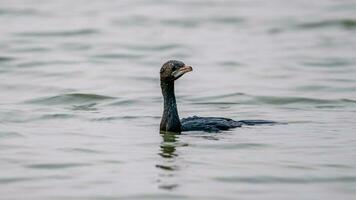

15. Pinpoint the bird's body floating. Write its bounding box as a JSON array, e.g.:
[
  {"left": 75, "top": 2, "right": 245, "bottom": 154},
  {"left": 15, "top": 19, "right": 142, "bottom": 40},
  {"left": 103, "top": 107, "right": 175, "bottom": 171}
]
[{"left": 159, "top": 60, "right": 277, "bottom": 133}]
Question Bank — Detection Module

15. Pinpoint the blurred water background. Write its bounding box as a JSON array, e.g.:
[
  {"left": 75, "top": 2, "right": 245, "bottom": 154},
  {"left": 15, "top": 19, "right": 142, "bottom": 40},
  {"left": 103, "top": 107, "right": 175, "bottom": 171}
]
[{"left": 1, "top": 0, "right": 356, "bottom": 199}]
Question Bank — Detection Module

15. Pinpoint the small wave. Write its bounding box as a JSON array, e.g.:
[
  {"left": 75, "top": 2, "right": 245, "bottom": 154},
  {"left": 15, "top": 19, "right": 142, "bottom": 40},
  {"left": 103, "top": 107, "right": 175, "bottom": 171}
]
[
  {"left": 116, "top": 15, "right": 245, "bottom": 28},
  {"left": 0, "top": 175, "right": 69, "bottom": 185},
  {"left": 160, "top": 16, "right": 245, "bottom": 28},
  {"left": 297, "top": 19, "right": 356, "bottom": 30},
  {"left": 121, "top": 194, "right": 186, "bottom": 200},
  {"left": 342, "top": 98, "right": 356, "bottom": 103},
  {"left": 189, "top": 92, "right": 246, "bottom": 101},
  {"left": 12, "top": 47, "right": 51, "bottom": 53},
  {"left": 39, "top": 113, "right": 76, "bottom": 119},
  {"left": 109, "top": 99, "right": 140, "bottom": 106},
  {"left": 0, "top": 131, "right": 24, "bottom": 138},
  {"left": 301, "top": 58, "right": 353, "bottom": 68},
  {"left": 26, "top": 163, "right": 91, "bottom": 169},
  {"left": 26, "top": 93, "right": 116, "bottom": 105},
  {"left": 211, "top": 16, "right": 245, "bottom": 24},
  {"left": 123, "top": 43, "right": 181, "bottom": 52},
  {"left": 0, "top": 56, "right": 15, "bottom": 62},
  {"left": 0, "top": 177, "right": 37, "bottom": 185},
  {"left": 214, "top": 176, "right": 356, "bottom": 184},
  {"left": 294, "top": 85, "right": 329, "bottom": 91},
  {"left": 219, "top": 61, "right": 243, "bottom": 67},
  {"left": 59, "top": 147, "right": 104, "bottom": 154},
  {"left": 72, "top": 103, "right": 97, "bottom": 111},
  {"left": 92, "top": 115, "right": 159, "bottom": 121},
  {"left": 92, "top": 116, "right": 122, "bottom": 121},
  {"left": 190, "top": 93, "right": 356, "bottom": 106},
  {"left": 15, "top": 28, "right": 99, "bottom": 37},
  {"left": 59, "top": 43, "right": 92, "bottom": 51},
  {"left": 0, "top": 8, "right": 42, "bottom": 16},
  {"left": 269, "top": 19, "right": 356, "bottom": 34},
  {"left": 160, "top": 18, "right": 200, "bottom": 28},
  {"left": 112, "top": 15, "right": 152, "bottom": 26},
  {"left": 91, "top": 53, "right": 145, "bottom": 60},
  {"left": 198, "top": 143, "right": 270, "bottom": 150},
  {"left": 155, "top": 164, "right": 179, "bottom": 171},
  {"left": 159, "top": 183, "right": 179, "bottom": 190},
  {"left": 99, "top": 160, "right": 124, "bottom": 164},
  {"left": 320, "top": 164, "right": 352, "bottom": 169},
  {"left": 17, "top": 60, "right": 78, "bottom": 68},
  {"left": 192, "top": 102, "right": 241, "bottom": 105},
  {"left": 255, "top": 96, "right": 356, "bottom": 105}
]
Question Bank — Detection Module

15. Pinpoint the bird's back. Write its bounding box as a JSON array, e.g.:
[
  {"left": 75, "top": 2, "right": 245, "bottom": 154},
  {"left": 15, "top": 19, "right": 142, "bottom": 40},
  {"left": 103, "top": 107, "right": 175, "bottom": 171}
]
[
  {"left": 181, "top": 116, "right": 243, "bottom": 132},
  {"left": 181, "top": 116, "right": 277, "bottom": 132}
]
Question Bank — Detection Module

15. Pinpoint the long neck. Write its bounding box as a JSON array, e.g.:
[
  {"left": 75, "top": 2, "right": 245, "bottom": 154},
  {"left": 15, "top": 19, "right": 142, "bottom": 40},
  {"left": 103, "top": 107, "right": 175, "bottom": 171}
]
[{"left": 160, "top": 80, "right": 181, "bottom": 132}]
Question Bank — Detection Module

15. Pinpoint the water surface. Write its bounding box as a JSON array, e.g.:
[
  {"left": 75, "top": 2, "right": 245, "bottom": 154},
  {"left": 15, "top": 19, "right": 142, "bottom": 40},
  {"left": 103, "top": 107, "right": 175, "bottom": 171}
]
[{"left": 1, "top": 0, "right": 356, "bottom": 199}]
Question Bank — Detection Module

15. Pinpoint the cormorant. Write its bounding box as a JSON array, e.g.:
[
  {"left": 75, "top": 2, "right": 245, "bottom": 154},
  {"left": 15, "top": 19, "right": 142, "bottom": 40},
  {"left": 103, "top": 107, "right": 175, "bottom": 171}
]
[{"left": 160, "top": 60, "right": 276, "bottom": 133}]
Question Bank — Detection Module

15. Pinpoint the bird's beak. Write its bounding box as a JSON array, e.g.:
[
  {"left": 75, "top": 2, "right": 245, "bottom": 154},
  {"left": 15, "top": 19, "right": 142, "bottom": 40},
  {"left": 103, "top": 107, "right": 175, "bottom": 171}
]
[{"left": 172, "top": 65, "right": 193, "bottom": 79}]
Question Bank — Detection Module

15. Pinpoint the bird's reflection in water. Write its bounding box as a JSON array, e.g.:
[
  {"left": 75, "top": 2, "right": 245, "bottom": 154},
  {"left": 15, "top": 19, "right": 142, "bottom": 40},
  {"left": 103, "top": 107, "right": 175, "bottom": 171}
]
[
  {"left": 158, "top": 132, "right": 179, "bottom": 159},
  {"left": 156, "top": 132, "right": 188, "bottom": 190}
]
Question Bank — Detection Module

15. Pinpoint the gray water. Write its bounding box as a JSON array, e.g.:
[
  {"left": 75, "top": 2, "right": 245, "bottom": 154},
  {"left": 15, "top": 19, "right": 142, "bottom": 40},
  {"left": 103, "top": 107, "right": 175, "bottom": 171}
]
[{"left": 1, "top": 0, "right": 356, "bottom": 199}]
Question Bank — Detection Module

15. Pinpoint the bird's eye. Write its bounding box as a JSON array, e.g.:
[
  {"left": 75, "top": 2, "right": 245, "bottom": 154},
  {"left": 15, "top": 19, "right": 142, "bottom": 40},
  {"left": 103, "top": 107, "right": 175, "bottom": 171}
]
[{"left": 172, "top": 65, "right": 177, "bottom": 71}]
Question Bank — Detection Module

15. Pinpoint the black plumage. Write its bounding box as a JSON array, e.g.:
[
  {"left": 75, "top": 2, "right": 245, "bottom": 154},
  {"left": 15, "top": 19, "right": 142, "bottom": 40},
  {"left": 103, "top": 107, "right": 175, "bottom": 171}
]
[{"left": 159, "top": 60, "right": 276, "bottom": 133}]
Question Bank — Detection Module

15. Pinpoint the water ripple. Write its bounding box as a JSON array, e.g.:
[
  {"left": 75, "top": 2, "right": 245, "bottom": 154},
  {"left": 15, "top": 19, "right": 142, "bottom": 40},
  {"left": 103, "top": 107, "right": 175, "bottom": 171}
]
[
  {"left": 59, "top": 148, "right": 104, "bottom": 154},
  {"left": 255, "top": 96, "right": 356, "bottom": 105},
  {"left": 297, "top": 19, "right": 356, "bottom": 30},
  {"left": 39, "top": 113, "right": 76, "bottom": 119},
  {"left": 215, "top": 176, "right": 356, "bottom": 184},
  {"left": 14, "top": 29, "right": 99, "bottom": 37},
  {"left": 190, "top": 93, "right": 356, "bottom": 106},
  {"left": 0, "top": 177, "right": 39, "bottom": 185},
  {"left": 123, "top": 44, "right": 182, "bottom": 52},
  {"left": 26, "top": 163, "right": 91, "bottom": 170},
  {"left": 198, "top": 143, "right": 270, "bottom": 150},
  {"left": 92, "top": 53, "right": 145, "bottom": 60},
  {"left": 17, "top": 60, "right": 79, "bottom": 68},
  {"left": 26, "top": 93, "right": 116, "bottom": 105},
  {"left": 0, "top": 56, "right": 15, "bottom": 62},
  {"left": 0, "top": 131, "right": 24, "bottom": 138},
  {"left": 0, "top": 8, "right": 43, "bottom": 16}
]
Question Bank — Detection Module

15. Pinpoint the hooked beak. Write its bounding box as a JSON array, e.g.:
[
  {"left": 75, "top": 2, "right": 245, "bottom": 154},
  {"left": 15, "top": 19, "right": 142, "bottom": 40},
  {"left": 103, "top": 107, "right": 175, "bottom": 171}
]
[{"left": 172, "top": 65, "right": 193, "bottom": 79}]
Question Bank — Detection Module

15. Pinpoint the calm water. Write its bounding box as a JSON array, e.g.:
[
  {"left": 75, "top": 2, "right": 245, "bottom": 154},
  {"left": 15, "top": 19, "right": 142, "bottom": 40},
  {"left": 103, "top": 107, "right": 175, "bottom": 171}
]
[{"left": 1, "top": 0, "right": 356, "bottom": 199}]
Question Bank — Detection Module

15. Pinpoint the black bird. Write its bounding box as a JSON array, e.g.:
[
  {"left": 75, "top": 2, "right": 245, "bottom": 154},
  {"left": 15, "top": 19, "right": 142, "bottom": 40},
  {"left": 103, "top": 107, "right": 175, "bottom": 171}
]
[{"left": 160, "top": 60, "right": 276, "bottom": 133}]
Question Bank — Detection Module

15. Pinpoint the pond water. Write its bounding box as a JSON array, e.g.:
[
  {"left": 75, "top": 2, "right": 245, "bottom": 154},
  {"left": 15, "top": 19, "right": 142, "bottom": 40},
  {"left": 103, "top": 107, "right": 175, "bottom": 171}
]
[{"left": 1, "top": 0, "right": 356, "bottom": 199}]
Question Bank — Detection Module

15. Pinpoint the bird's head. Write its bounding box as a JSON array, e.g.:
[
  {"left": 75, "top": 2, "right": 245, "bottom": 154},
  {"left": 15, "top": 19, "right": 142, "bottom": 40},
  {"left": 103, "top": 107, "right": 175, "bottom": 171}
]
[{"left": 160, "top": 60, "right": 193, "bottom": 82}]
